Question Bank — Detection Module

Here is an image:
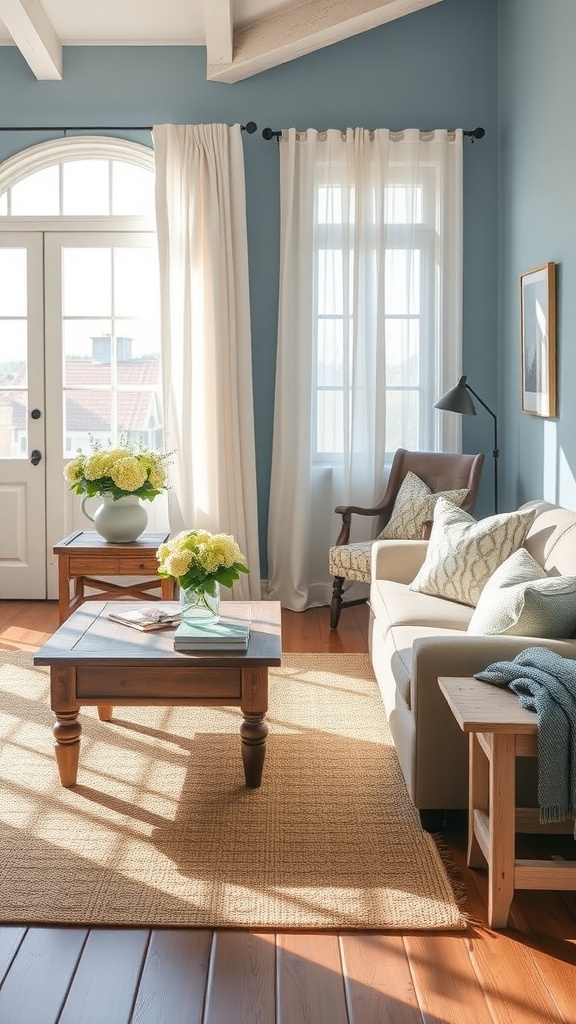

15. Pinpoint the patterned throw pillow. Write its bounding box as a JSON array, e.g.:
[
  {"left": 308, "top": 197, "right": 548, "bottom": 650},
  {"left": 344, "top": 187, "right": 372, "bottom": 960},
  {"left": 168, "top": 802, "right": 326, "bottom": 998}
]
[
  {"left": 409, "top": 498, "right": 538, "bottom": 607},
  {"left": 468, "top": 548, "right": 576, "bottom": 637},
  {"left": 378, "top": 472, "right": 469, "bottom": 541}
]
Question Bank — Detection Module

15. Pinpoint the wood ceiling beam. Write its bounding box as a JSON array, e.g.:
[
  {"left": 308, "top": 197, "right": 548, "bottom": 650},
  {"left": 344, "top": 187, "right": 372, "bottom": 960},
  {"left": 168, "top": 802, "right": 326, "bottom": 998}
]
[
  {"left": 0, "top": 0, "right": 62, "bottom": 79},
  {"left": 207, "top": 0, "right": 444, "bottom": 83},
  {"left": 203, "top": 0, "right": 233, "bottom": 70}
]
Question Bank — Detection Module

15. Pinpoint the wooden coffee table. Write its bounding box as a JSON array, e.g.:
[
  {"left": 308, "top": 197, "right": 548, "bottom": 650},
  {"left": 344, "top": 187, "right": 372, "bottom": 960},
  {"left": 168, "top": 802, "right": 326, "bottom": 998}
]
[{"left": 34, "top": 600, "right": 282, "bottom": 789}]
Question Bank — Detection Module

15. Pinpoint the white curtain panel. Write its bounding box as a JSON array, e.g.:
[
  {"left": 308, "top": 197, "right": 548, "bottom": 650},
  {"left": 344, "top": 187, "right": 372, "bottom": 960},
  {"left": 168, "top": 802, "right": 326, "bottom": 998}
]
[
  {"left": 153, "top": 123, "right": 261, "bottom": 600},
  {"left": 267, "top": 127, "right": 463, "bottom": 610}
]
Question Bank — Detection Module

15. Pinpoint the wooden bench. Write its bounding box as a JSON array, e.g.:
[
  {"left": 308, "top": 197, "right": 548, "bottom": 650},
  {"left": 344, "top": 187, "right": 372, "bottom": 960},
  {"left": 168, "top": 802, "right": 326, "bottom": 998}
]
[{"left": 439, "top": 675, "right": 576, "bottom": 928}]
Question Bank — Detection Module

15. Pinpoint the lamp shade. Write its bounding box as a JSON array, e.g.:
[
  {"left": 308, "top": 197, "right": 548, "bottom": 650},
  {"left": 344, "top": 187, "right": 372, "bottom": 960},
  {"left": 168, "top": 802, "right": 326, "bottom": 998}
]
[{"left": 434, "top": 375, "right": 477, "bottom": 416}]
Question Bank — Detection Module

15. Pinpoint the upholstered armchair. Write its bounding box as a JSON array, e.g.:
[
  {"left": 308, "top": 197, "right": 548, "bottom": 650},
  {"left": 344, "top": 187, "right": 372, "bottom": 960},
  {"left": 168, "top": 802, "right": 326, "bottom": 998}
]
[{"left": 329, "top": 448, "right": 485, "bottom": 628}]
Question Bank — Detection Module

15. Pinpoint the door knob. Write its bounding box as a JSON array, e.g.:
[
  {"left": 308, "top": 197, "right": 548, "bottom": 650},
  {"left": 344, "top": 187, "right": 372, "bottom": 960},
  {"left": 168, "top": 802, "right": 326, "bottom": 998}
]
[
  {"left": 30, "top": 450, "right": 42, "bottom": 465},
  {"left": 31, "top": 409, "right": 42, "bottom": 419}
]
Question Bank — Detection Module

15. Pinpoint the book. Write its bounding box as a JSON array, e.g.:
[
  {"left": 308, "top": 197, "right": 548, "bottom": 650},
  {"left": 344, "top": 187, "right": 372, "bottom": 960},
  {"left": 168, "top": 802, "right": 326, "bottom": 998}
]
[
  {"left": 173, "top": 616, "right": 251, "bottom": 651},
  {"left": 108, "top": 604, "right": 182, "bottom": 631}
]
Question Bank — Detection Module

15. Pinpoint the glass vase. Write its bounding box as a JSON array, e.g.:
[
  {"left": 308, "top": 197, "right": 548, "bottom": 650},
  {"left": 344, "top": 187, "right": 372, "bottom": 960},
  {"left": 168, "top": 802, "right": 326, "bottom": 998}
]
[{"left": 179, "top": 583, "right": 220, "bottom": 623}]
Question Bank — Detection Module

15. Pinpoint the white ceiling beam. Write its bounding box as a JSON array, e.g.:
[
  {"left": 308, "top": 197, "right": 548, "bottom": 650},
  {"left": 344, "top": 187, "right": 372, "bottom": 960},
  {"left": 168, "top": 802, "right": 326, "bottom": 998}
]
[
  {"left": 207, "top": 0, "right": 443, "bottom": 83},
  {"left": 0, "top": 0, "right": 62, "bottom": 79},
  {"left": 203, "top": 0, "right": 233, "bottom": 69}
]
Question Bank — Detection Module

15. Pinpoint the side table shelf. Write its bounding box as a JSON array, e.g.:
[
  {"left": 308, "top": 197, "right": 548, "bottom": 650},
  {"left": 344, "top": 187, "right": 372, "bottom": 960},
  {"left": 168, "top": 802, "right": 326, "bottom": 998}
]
[
  {"left": 54, "top": 530, "right": 176, "bottom": 624},
  {"left": 438, "top": 675, "right": 576, "bottom": 929}
]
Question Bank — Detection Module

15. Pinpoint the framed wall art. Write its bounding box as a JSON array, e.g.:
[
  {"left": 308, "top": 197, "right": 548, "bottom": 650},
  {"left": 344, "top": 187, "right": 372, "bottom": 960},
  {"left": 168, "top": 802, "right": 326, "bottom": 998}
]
[{"left": 520, "top": 261, "right": 557, "bottom": 418}]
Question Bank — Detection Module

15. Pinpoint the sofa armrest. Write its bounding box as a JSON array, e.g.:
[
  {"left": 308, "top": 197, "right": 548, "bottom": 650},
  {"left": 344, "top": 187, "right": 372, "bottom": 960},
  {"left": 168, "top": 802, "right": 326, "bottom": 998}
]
[{"left": 371, "top": 539, "right": 429, "bottom": 585}]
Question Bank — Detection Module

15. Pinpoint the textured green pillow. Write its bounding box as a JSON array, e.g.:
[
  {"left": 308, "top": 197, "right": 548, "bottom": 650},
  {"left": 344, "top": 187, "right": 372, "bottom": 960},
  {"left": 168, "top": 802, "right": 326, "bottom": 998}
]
[
  {"left": 409, "top": 498, "right": 537, "bottom": 607},
  {"left": 378, "top": 471, "right": 468, "bottom": 541},
  {"left": 468, "top": 548, "right": 576, "bottom": 637}
]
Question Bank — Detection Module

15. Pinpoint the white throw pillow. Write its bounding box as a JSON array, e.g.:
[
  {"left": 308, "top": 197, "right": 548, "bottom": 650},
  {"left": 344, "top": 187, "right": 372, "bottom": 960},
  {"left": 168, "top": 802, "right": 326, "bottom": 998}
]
[
  {"left": 468, "top": 548, "right": 576, "bottom": 637},
  {"left": 409, "top": 498, "right": 538, "bottom": 607},
  {"left": 378, "top": 471, "right": 469, "bottom": 541}
]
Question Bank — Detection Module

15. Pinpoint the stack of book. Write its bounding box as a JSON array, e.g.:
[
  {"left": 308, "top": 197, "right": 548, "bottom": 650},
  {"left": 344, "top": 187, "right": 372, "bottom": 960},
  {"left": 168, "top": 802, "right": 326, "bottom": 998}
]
[{"left": 173, "top": 616, "right": 251, "bottom": 652}]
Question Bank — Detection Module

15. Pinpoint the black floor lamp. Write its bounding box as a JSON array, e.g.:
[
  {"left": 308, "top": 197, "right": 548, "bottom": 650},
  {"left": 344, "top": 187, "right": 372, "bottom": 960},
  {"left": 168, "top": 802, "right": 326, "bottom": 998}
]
[{"left": 434, "top": 375, "right": 499, "bottom": 514}]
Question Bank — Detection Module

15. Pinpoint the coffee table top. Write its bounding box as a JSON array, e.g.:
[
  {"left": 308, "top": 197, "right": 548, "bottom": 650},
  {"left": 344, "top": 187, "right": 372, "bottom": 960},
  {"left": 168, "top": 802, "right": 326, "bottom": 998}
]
[{"left": 34, "top": 600, "right": 282, "bottom": 668}]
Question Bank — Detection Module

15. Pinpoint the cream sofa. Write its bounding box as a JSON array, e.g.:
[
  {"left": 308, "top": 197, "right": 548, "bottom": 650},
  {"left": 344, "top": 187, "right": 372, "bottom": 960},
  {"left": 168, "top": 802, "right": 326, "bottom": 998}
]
[{"left": 368, "top": 500, "right": 576, "bottom": 825}]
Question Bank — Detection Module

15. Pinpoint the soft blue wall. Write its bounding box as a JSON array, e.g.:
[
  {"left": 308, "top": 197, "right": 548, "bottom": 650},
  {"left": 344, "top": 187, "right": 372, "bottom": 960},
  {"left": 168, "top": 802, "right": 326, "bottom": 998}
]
[
  {"left": 499, "top": 0, "right": 576, "bottom": 512},
  {"left": 0, "top": 0, "right": 498, "bottom": 573}
]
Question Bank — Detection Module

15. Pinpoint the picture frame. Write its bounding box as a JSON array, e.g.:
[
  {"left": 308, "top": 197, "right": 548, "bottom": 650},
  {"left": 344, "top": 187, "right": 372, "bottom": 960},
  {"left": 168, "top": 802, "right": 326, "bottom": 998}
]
[{"left": 520, "top": 262, "right": 557, "bottom": 418}]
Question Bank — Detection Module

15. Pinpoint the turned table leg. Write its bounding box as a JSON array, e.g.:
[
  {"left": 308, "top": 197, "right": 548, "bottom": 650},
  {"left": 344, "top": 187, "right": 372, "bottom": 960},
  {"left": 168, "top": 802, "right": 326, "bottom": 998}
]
[
  {"left": 53, "top": 711, "right": 81, "bottom": 787},
  {"left": 50, "top": 666, "right": 81, "bottom": 787},
  {"left": 240, "top": 667, "right": 269, "bottom": 788}
]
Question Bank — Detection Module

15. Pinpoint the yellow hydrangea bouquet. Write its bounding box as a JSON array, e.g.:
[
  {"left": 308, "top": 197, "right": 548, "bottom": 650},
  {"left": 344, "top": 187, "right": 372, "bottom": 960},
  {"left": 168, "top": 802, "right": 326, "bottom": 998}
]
[
  {"left": 156, "top": 529, "right": 249, "bottom": 599},
  {"left": 63, "top": 436, "right": 171, "bottom": 501}
]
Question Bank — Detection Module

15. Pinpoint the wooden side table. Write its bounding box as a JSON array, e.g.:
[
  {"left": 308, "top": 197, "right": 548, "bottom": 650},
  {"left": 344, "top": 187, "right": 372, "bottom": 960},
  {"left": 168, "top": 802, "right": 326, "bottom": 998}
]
[
  {"left": 54, "top": 530, "right": 176, "bottom": 624},
  {"left": 438, "top": 675, "right": 576, "bottom": 928}
]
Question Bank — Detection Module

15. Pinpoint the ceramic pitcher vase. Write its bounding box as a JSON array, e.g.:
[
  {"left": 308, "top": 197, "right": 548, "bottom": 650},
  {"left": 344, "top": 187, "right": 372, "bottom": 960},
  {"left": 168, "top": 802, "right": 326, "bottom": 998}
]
[{"left": 81, "top": 493, "right": 148, "bottom": 543}]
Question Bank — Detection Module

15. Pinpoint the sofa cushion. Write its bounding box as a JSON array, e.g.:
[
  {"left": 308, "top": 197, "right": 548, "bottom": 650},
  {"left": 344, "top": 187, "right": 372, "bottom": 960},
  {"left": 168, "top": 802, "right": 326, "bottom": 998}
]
[
  {"left": 371, "top": 579, "right": 473, "bottom": 632},
  {"left": 386, "top": 624, "right": 468, "bottom": 707},
  {"left": 409, "top": 498, "right": 537, "bottom": 607},
  {"left": 468, "top": 548, "right": 576, "bottom": 638},
  {"left": 377, "top": 471, "right": 468, "bottom": 541}
]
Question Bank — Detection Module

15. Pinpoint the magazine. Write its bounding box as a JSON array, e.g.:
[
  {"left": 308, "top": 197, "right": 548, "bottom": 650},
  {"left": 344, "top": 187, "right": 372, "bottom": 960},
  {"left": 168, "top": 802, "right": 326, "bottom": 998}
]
[{"left": 108, "top": 604, "right": 182, "bottom": 631}]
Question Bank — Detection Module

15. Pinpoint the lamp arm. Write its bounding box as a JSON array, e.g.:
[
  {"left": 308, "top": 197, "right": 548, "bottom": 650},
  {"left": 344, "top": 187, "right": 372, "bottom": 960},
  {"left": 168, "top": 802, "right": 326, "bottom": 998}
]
[{"left": 466, "top": 383, "right": 499, "bottom": 514}]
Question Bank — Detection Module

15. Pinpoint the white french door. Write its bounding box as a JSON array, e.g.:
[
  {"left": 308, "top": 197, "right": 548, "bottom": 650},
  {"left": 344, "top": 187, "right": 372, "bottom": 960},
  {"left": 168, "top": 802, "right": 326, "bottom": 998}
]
[
  {"left": 0, "top": 233, "right": 46, "bottom": 597},
  {"left": 0, "top": 229, "right": 166, "bottom": 600}
]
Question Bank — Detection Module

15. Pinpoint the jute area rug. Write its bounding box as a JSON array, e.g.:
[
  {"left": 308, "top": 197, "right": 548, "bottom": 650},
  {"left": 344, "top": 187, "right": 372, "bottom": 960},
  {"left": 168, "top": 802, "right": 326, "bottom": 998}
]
[{"left": 0, "top": 651, "right": 465, "bottom": 931}]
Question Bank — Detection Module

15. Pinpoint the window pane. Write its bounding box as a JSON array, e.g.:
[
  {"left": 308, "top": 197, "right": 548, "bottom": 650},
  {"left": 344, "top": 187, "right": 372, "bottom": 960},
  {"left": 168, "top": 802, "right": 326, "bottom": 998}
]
[
  {"left": 63, "top": 320, "right": 113, "bottom": 386},
  {"left": 114, "top": 248, "right": 159, "bottom": 321},
  {"left": 317, "top": 319, "right": 344, "bottom": 386},
  {"left": 0, "top": 391, "right": 27, "bottom": 456},
  {"left": 115, "top": 319, "right": 160, "bottom": 373},
  {"left": 317, "top": 186, "right": 354, "bottom": 225},
  {"left": 64, "top": 390, "right": 112, "bottom": 454},
  {"left": 385, "top": 249, "right": 420, "bottom": 315},
  {"left": 10, "top": 166, "right": 59, "bottom": 215},
  {"left": 0, "top": 322, "right": 27, "bottom": 386},
  {"left": 385, "top": 391, "right": 419, "bottom": 451},
  {"left": 112, "top": 162, "right": 155, "bottom": 216},
  {"left": 62, "top": 249, "right": 112, "bottom": 317},
  {"left": 317, "top": 390, "right": 343, "bottom": 453},
  {"left": 385, "top": 319, "right": 420, "bottom": 386},
  {"left": 0, "top": 249, "right": 26, "bottom": 316},
  {"left": 0, "top": 192, "right": 7, "bottom": 215},
  {"left": 63, "top": 160, "right": 110, "bottom": 215},
  {"left": 385, "top": 185, "right": 423, "bottom": 223}
]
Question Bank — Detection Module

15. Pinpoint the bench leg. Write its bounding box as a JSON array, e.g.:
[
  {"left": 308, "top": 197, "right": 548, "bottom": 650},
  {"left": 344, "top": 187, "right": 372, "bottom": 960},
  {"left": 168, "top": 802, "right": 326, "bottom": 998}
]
[{"left": 487, "top": 733, "right": 516, "bottom": 928}]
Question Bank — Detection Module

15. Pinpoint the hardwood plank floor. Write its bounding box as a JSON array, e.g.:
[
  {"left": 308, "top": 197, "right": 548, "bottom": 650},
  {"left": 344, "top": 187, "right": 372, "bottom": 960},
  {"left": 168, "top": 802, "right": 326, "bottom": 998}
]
[{"left": 0, "top": 599, "right": 575, "bottom": 1024}]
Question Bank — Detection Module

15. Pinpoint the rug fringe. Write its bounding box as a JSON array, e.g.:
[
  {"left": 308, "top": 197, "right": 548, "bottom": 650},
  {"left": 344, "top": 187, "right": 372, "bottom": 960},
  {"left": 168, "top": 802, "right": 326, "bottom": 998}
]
[{"left": 432, "top": 830, "right": 471, "bottom": 929}]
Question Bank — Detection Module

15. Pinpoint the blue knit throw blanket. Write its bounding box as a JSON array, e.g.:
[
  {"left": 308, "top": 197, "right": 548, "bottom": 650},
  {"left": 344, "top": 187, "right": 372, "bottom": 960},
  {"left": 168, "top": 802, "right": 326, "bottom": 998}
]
[{"left": 475, "top": 647, "right": 576, "bottom": 834}]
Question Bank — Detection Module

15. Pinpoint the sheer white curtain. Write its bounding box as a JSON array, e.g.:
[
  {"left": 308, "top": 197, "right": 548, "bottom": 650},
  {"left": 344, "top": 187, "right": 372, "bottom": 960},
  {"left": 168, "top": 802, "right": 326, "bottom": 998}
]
[
  {"left": 267, "top": 127, "right": 463, "bottom": 610},
  {"left": 153, "top": 123, "right": 261, "bottom": 599}
]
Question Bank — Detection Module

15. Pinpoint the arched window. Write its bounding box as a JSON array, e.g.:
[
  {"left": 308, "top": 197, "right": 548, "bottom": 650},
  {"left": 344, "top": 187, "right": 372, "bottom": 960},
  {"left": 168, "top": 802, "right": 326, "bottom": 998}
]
[{"left": 0, "top": 136, "right": 155, "bottom": 217}]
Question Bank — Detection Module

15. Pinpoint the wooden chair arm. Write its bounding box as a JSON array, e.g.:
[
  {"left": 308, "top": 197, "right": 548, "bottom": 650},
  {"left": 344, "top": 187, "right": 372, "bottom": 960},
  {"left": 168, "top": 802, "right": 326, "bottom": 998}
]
[{"left": 333, "top": 500, "right": 395, "bottom": 547}]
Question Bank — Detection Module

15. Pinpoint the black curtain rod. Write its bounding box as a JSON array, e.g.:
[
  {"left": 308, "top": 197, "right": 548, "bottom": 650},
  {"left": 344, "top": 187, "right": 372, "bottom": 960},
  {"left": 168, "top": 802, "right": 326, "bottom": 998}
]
[
  {"left": 0, "top": 121, "right": 259, "bottom": 135},
  {"left": 262, "top": 125, "right": 485, "bottom": 142}
]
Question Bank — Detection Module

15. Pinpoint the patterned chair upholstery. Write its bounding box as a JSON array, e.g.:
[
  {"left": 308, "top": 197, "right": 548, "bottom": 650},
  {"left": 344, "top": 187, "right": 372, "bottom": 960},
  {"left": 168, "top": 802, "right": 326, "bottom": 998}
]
[{"left": 329, "top": 448, "right": 485, "bottom": 628}]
